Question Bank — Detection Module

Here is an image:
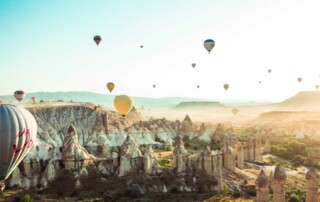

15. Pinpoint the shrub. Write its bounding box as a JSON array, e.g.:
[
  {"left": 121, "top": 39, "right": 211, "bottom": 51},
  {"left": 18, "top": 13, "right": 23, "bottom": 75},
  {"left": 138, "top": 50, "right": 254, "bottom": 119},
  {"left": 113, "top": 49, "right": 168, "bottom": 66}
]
[
  {"left": 170, "top": 185, "right": 180, "bottom": 194},
  {"left": 126, "top": 183, "right": 144, "bottom": 198},
  {"left": 19, "top": 194, "right": 33, "bottom": 202},
  {"left": 288, "top": 193, "right": 300, "bottom": 202}
]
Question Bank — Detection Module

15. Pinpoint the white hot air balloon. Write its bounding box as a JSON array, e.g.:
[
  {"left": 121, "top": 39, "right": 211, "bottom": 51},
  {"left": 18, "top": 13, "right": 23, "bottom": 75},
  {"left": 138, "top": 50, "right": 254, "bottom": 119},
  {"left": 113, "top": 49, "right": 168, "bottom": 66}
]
[{"left": 0, "top": 105, "right": 37, "bottom": 183}]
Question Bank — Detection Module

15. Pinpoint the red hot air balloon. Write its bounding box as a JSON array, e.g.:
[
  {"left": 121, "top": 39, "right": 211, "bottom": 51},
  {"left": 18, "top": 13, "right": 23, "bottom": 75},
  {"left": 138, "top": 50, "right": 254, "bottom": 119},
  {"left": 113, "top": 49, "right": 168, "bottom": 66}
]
[
  {"left": 31, "top": 97, "right": 36, "bottom": 103},
  {"left": 14, "top": 90, "right": 26, "bottom": 102}
]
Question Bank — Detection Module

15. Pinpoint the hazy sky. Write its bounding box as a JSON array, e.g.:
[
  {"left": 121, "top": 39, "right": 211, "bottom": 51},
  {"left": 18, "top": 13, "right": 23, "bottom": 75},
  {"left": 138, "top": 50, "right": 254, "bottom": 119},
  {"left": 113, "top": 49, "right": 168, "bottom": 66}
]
[{"left": 1, "top": 0, "right": 320, "bottom": 102}]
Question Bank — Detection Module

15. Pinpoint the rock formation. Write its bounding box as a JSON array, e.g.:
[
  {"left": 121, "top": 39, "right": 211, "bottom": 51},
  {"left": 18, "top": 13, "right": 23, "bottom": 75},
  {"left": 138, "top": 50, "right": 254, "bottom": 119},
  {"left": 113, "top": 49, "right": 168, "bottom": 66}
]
[
  {"left": 61, "top": 125, "right": 94, "bottom": 162},
  {"left": 119, "top": 135, "right": 143, "bottom": 177},
  {"left": 246, "top": 139, "right": 254, "bottom": 161},
  {"left": 263, "top": 140, "right": 271, "bottom": 153},
  {"left": 144, "top": 145, "right": 159, "bottom": 174},
  {"left": 272, "top": 165, "right": 287, "bottom": 202},
  {"left": 236, "top": 144, "right": 244, "bottom": 169},
  {"left": 173, "top": 139, "right": 189, "bottom": 173},
  {"left": 222, "top": 143, "right": 235, "bottom": 172},
  {"left": 306, "top": 168, "right": 319, "bottom": 202},
  {"left": 254, "top": 139, "right": 263, "bottom": 161},
  {"left": 255, "top": 170, "right": 269, "bottom": 202}
]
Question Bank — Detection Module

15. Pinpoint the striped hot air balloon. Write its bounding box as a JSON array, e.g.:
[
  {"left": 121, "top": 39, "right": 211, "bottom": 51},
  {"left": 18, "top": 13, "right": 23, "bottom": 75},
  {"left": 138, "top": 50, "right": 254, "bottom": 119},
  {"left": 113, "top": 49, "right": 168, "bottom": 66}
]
[{"left": 0, "top": 105, "right": 37, "bottom": 181}]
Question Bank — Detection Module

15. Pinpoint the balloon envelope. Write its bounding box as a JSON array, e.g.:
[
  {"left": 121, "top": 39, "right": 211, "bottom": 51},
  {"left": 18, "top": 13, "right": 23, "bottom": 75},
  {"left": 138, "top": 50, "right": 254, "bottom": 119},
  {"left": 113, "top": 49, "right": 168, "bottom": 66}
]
[
  {"left": 268, "top": 69, "right": 271, "bottom": 73},
  {"left": 232, "top": 108, "right": 238, "bottom": 115},
  {"left": 14, "top": 90, "right": 25, "bottom": 102},
  {"left": 93, "top": 35, "right": 101, "bottom": 46},
  {"left": 114, "top": 95, "right": 134, "bottom": 117},
  {"left": 297, "top": 77, "right": 302, "bottom": 82},
  {"left": 106, "top": 82, "right": 115, "bottom": 93},
  {"left": 204, "top": 39, "right": 215, "bottom": 53},
  {"left": 192, "top": 63, "right": 196, "bottom": 68},
  {"left": 223, "top": 84, "right": 229, "bottom": 91},
  {"left": 0, "top": 105, "right": 37, "bottom": 180},
  {"left": 153, "top": 84, "right": 156, "bottom": 88},
  {"left": 140, "top": 45, "right": 143, "bottom": 48},
  {"left": 197, "top": 85, "right": 200, "bottom": 88}
]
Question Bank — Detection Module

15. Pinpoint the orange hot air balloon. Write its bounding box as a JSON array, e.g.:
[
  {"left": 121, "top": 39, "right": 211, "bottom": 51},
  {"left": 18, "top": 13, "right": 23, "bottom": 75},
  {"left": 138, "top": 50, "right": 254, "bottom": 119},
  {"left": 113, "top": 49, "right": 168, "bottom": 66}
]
[
  {"left": 106, "top": 82, "right": 115, "bottom": 93},
  {"left": 93, "top": 35, "right": 101, "bottom": 46},
  {"left": 114, "top": 95, "right": 134, "bottom": 117},
  {"left": 223, "top": 84, "right": 229, "bottom": 91},
  {"left": 14, "top": 90, "right": 26, "bottom": 102},
  {"left": 232, "top": 108, "right": 238, "bottom": 115},
  {"left": 297, "top": 77, "right": 302, "bottom": 82}
]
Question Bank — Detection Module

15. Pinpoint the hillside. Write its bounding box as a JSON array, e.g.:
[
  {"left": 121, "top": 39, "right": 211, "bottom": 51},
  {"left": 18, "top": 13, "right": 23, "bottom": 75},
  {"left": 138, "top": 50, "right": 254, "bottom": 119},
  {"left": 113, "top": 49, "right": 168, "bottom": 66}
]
[
  {"left": 0, "top": 91, "right": 272, "bottom": 109},
  {"left": 276, "top": 91, "right": 320, "bottom": 110},
  {"left": 0, "top": 91, "right": 213, "bottom": 108},
  {"left": 173, "top": 101, "right": 225, "bottom": 109}
]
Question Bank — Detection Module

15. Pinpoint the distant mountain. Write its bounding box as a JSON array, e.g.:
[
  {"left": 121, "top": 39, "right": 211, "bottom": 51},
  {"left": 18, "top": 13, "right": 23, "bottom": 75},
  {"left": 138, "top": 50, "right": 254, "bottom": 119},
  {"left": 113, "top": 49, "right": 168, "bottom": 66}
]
[
  {"left": 173, "top": 101, "right": 225, "bottom": 109},
  {"left": 276, "top": 91, "right": 320, "bottom": 110},
  {"left": 0, "top": 91, "right": 213, "bottom": 108},
  {"left": 0, "top": 91, "right": 274, "bottom": 108}
]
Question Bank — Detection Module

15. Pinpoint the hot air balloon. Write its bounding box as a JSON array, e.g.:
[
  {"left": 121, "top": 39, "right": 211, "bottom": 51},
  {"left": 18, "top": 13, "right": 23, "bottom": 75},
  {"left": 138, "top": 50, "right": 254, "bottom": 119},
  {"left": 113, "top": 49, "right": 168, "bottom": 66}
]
[
  {"left": 0, "top": 105, "right": 37, "bottom": 182},
  {"left": 114, "top": 95, "right": 134, "bottom": 117},
  {"left": 268, "top": 69, "right": 271, "bottom": 73},
  {"left": 140, "top": 45, "right": 143, "bottom": 48},
  {"left": 223, "top": 84, "right": 229, "bottom": 91},
  {"left": 14, "top": 90, "right": 25, "bottom": 102},
  {"left": 315, "top": 85, "right": 319, "bottom": 90},
  {"left": 259, "top": 81, "right": 262, "bottom": 84},
  {"left": 31, "top": 97, "right": 36, "bottom": 103},
  {"left": 153, "top": 84, "right": 156, "bottom": 88},
  {"left": 93, "top": 35, "right": 101, "bottom": 46},
  {"left": 204, "top": 39, "right": 215, "bottom": 53},
  {"left": 197, "top": 85, "right": 200, "bottom": 88},
  {"left": 106, "top": 82, "right": 115, "bottom": 93},
  {"left": 232, "top": 108, "right": 238, "bottom": 115},
  {"left": 192, "top": 63, "right": 196, "bottom": 68},
  {"left": 297, "top": 77, "right": 302, "bottom": 82}
]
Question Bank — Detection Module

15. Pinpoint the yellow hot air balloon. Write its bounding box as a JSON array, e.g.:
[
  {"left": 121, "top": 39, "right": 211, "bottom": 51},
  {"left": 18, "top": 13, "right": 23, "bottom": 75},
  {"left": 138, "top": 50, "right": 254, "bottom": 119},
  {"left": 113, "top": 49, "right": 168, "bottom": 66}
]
[
  {"left": 106, "top": 82, "right": 115, "bottom": 93},
  {"left": 114, "top": 95, "right": 134, "bottom": 117}
]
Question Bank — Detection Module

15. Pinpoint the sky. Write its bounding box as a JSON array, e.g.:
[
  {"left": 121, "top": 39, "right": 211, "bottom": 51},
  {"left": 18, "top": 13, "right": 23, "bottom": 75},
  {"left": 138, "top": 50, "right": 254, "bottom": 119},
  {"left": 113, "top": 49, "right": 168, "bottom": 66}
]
[{"left": 1, "top": 0, "right": 320, "bottom": 102}]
